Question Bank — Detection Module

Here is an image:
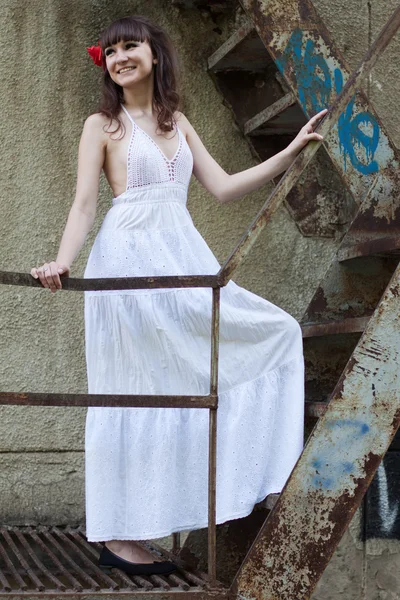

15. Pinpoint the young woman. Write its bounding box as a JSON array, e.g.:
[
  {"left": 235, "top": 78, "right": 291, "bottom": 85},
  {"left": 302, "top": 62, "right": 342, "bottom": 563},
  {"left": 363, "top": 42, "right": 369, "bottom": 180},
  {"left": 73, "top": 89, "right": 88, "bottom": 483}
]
[{"left": 31, "top": 15, "right": 327, "bottom": 576}]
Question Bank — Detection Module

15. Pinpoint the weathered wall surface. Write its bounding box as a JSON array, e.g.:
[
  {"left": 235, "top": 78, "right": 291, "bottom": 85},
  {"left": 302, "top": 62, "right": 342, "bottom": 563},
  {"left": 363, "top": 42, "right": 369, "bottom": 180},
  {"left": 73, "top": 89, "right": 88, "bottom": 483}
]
[
  {"left": 0, "top": 1, "right": 399, "bottom": 595},
  {"left": 0, "top": 0, "right": 335, "bottom": 524}
]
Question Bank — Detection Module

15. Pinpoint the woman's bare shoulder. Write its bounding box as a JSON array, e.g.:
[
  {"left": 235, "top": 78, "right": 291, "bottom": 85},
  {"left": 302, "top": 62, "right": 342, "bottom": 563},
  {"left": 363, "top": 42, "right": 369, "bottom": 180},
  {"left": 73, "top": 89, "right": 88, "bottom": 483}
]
[
  {"left": 84, "top": 112, "right": 109, "bottom": 126},
  {"left": 83, "top": 112, "right": 117, "bottom": 144}
]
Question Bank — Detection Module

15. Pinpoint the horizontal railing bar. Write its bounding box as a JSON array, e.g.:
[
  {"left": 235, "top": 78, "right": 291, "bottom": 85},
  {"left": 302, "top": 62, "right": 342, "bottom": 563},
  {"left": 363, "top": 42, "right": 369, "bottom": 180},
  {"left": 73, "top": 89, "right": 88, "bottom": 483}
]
[
  {"left": 0, "top": 271, "right": 224, "bottom": 291},
  {"left": 0, "top": 391, "right": 218, "bottom": 409}
]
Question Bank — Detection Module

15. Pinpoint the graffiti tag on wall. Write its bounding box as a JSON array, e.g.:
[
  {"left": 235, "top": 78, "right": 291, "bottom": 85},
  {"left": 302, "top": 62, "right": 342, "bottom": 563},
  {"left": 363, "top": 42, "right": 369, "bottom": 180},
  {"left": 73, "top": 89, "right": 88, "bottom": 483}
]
[
  {"left": 275, "top": 28, "right": 380, "bottom": 175},
  {"left": 366, "top": 452, "right": 400, "bottom": 539}
]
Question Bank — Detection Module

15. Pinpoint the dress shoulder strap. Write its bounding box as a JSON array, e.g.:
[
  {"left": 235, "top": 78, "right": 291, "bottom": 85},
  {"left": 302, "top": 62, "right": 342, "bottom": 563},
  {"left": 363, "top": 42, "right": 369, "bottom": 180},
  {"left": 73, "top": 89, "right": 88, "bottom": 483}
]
[{"left": 121, "top": 104, "right": 135, "bottom": 124}]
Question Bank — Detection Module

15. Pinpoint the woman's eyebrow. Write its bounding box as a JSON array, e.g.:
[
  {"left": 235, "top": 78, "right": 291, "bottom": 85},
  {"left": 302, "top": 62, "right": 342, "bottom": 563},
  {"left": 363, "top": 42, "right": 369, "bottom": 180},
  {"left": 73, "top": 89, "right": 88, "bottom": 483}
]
[{"left": 104, "top": 39, "right": 141, "bottom": 50}]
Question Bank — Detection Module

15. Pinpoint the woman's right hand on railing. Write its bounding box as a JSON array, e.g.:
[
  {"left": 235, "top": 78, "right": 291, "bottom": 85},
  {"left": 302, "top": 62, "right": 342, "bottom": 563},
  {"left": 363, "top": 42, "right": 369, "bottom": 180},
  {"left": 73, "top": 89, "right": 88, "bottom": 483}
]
[{"left": 30, "top": 262, "right": 70, "bottom": 293}]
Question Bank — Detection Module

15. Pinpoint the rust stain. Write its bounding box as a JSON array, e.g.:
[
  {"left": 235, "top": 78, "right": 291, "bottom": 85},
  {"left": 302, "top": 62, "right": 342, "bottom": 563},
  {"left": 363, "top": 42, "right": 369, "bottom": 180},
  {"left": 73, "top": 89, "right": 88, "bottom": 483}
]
[{"left": 391, "top": 282, "right": 400, "bottom": 297}]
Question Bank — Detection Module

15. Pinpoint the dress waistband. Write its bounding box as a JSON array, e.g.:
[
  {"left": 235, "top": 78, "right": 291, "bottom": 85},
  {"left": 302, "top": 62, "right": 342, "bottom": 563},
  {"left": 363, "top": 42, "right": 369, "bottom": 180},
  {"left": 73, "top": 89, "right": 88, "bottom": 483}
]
[{"left": 112, "top": 183, "right": 188, "bottom": 206}]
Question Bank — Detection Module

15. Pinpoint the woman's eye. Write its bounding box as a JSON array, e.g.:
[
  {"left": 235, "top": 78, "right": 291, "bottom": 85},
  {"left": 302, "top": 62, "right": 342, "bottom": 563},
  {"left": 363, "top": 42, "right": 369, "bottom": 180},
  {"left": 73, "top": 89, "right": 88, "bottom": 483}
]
[{"left": 104, "top": 42, "right": 137, "bottom": 56}]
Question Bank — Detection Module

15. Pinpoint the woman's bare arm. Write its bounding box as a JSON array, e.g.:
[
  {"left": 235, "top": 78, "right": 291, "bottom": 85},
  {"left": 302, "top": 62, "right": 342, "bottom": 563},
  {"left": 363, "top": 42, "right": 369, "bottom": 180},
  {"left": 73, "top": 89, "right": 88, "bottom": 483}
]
[
  {"left": 31, "top": 113, "right": 107, "bottom": 291},
  {"left": 56, "top": 114, "right": 106, "bottom": 267},
  {"left": 178, "top": 109, "right": 327, "bottom": 204}
]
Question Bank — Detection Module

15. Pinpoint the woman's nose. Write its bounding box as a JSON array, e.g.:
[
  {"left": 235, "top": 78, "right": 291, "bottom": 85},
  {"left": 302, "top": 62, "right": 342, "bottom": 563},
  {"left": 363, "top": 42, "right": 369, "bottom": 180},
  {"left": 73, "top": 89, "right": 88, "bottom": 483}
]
[{"left": 115, "top": 48, "right": 128, "bottom": 62}]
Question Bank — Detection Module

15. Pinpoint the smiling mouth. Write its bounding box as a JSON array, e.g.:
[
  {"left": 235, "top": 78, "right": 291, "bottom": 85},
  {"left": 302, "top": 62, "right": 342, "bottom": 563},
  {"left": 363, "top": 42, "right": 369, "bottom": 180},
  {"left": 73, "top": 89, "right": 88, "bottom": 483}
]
[{"left": 118, "top": 66, "right": 136, "bottom": 74}]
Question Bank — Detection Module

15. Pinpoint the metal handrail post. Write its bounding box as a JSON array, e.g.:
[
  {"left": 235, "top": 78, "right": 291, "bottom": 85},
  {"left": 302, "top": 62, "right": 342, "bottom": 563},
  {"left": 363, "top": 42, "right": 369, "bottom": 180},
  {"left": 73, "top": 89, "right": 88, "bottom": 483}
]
[{"left": 208, "top": 287, "right": 221, "bottom": 584}]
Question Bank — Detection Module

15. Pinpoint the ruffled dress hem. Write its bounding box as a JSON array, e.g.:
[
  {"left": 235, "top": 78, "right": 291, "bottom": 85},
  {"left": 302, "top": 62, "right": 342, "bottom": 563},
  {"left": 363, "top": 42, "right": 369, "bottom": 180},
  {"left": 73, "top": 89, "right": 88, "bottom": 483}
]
[{"left": 85, "top": 489, "right": 281, "bottom": 542}]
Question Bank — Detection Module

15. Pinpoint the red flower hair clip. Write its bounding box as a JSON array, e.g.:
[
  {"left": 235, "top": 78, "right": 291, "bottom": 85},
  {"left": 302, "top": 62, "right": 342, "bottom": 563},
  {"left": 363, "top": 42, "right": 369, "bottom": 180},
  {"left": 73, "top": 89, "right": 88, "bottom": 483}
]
[{"left": 87, "top": 42, "right": 103, "bottom": 67}]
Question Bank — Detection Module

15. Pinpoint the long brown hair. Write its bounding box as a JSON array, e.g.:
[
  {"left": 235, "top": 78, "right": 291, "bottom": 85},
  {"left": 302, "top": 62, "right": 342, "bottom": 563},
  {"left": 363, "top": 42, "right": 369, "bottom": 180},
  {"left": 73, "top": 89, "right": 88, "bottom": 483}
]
[{"left": 98, "top": 15, "right": 182, "bottom": 137}]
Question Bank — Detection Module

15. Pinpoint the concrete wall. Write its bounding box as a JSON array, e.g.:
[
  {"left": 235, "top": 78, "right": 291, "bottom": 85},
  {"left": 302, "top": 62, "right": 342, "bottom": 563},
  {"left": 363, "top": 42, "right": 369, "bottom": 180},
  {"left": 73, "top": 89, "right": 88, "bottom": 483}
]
[{"left": 0, "top": 0, "right": 399, "bottom": 595}]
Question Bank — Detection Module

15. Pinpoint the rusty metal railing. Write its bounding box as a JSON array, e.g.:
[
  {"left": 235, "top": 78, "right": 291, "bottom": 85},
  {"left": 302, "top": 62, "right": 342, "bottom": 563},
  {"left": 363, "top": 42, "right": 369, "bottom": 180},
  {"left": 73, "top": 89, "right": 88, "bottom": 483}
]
[
  {"left": 0, "top": 2, "right": 399, "bottom": 594},
  {"left": 0, "top": 274, "right": 222, "bottom": 585}
]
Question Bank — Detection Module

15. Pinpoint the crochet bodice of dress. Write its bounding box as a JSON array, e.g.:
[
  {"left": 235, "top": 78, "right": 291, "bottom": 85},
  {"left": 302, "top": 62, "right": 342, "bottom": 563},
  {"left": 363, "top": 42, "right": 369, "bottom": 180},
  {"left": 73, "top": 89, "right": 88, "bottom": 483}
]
[{"left": 118, "top": 104, "right": 193, "bottom": 194}]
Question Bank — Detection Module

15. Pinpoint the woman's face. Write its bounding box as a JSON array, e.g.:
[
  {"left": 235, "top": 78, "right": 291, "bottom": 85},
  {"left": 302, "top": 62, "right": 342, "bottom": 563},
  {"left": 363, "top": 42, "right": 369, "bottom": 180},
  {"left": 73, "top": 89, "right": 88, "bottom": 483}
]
[{"left": 104, "top": 39, "right": 156, "bottom": 87}]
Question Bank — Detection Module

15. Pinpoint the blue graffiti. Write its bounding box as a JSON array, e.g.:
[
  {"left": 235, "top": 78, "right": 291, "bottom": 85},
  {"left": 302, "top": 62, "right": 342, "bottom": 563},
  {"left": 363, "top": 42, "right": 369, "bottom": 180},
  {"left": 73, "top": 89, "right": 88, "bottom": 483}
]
[
  {"left": 310, "top": 419, "right": 370, "bottom": 491},
  {"left": 326, "top": 419, "right": 370, "bottom": 435},
  {"left": 335, "top": 69, "right": 380, "bottom": 173},
  {"left": 276, "top": 28, "right": 380, "bottom": 174}
]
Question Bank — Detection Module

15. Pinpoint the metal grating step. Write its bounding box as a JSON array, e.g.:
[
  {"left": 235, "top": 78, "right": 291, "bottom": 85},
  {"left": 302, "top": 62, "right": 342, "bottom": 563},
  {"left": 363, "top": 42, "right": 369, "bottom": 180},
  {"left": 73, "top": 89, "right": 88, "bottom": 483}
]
[{"left": 0, "top": 526, "right": 228, "bottom": 598}]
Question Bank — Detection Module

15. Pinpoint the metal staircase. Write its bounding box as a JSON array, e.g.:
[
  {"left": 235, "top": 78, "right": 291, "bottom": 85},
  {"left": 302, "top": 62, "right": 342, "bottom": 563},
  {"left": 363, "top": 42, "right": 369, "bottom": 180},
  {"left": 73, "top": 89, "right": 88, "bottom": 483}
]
[
  {"left": 201, "top": 0, "right": 400, "bottom": 597},
  {"left": 0, "top": 0, "right": 398, "bottom": 598}
]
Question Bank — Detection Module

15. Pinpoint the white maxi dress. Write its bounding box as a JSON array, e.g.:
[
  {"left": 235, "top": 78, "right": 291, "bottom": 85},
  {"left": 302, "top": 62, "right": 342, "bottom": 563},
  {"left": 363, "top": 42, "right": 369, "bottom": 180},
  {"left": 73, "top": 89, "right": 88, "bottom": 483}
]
[{"left": 84, "top": 104, "right": 304, "bottom": 542}]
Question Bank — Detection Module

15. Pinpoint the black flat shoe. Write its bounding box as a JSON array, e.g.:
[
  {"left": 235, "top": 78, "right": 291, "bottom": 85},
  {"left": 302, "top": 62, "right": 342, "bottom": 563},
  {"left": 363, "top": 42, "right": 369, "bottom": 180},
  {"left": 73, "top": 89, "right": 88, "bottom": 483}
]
[{"left": 98, "top": 545, "right": 178, "bottom": 576}]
